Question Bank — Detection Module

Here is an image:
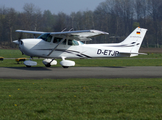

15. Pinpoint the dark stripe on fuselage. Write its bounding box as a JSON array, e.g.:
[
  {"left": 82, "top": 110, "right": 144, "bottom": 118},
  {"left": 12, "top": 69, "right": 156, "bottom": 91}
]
[{"left": 35, "top": 49, "right": 92, "bottom": 58}]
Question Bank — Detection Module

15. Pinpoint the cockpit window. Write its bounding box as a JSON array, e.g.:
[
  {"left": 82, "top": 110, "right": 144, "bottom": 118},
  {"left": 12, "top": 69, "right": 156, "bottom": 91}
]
[{"left": 38, "top": 33, "right": 52, "bottom": 42}]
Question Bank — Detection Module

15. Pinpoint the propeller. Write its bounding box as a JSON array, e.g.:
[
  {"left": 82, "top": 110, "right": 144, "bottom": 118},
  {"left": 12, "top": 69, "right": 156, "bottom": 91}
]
[
  {"left": 18, "top": 32, "right": 23, "bottom": 45},
  {"left": 13, "top": 31, "right": 24, "bottom": 55},
  {"left": 17, "top": 32, "right": 24, "bottom": 55}
]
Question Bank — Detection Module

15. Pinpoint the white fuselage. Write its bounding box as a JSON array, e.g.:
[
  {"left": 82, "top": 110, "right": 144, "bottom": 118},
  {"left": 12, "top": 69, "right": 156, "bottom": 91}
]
[
  {"left": 13, "top": 27, "right": 147, "bottom": 67},
  {"left": 18, "top": 38, "right": 129, "bottom": 59},
  {"left": 13, "top": 27, "right": 147, "bottom": 60}
]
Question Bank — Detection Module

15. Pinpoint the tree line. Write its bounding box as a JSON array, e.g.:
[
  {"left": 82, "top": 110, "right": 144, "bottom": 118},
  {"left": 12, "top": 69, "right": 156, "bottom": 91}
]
[{"left": 0, "top": 0, "right": 162, "bottom": 48}]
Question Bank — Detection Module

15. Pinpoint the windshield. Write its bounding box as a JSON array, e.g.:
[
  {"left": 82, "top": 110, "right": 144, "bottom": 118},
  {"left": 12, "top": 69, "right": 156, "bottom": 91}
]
[{"left": 38, "top": 33, "right": 52, "bottom": 42}]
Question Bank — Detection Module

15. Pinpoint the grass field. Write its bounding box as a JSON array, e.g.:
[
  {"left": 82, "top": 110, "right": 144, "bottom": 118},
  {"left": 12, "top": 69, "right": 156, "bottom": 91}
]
[
  {"left": 0, "top": 57, "right": 162, "bottom": 67},
  {"left": 0, "top": 49, "right": 162, "bottom": 119},
  {"left": 0, "top": 49, "right": 28, "bottom": 58},
  {"left": 1, "top": 78, "right": 162, "bottom": 120}
]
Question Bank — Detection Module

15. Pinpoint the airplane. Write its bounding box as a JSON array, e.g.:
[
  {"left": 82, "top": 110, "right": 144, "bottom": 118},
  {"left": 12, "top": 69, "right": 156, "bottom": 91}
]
[{"left": 13, "top": 27, "right": 147, "bottom": 68}]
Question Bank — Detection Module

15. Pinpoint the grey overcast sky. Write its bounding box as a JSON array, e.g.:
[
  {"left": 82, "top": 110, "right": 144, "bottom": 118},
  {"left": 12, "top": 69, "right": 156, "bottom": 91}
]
[{"left": 0, "top": 0, "right": 105, "bottom": 14}]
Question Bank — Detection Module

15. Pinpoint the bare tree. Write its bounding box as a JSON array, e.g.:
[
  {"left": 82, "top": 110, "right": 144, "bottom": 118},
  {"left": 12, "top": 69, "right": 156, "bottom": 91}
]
[
  {"left": 22, "top": 3, "right": 42, "bottom": 31},
  {"left": 6, "top": 8, "right": 17, "bottom": 42}
]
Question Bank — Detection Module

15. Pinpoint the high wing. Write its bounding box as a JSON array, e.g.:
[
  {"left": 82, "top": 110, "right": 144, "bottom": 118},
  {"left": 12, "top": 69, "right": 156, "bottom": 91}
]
[
  {"left": 50, "top": 30, "right": 109, "bottom": 41},
  {"left": 16, "top": 29, "right": 109, "bottom": 41}
]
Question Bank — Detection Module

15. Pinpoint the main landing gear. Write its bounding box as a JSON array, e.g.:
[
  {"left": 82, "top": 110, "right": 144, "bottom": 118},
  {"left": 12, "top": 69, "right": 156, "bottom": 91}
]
[
  {"left": 43, "top": 57, "right": 75, "bottom": 68},
  {"left": 42, "top": 59, "right": 57, "bottom": 67},
  {"left": 60, "top": 57, "right": 75, "bottom": 68}
]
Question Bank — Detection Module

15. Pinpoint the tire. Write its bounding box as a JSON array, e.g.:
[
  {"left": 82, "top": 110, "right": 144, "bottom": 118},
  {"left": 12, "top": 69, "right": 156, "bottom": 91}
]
[
  {"left": 62, "top": 66, "right": 69, "bottom": 68},
  {"left": 26, "top": 65, "right": 31, "bottom": 68},
  {"left": 45, "top": 64, "right": 51, "bottom": 67}
]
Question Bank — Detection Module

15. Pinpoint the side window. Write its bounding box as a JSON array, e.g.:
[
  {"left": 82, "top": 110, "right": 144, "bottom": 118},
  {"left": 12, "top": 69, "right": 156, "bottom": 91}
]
[
  {"left": 68, "top": 40, "right": 79, "bottom": 46},
  {"left": 53, "top": 37, "right": 62, "bottom": 43},
  {"left": 68, "top": 40, "right": 73, "bottom": 45},
  {"left": 73, "top": 40, "right": 79, "bottom": 45},
  {"left": 53, "top": 37, "right": 79, "bottom": 46},
  {"left": 53, "top": 37, "right": 66, "bottom": 45}
]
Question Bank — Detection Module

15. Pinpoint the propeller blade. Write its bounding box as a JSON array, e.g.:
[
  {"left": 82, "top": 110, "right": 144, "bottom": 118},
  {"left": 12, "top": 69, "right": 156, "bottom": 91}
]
[{"left": 18, "top": 32, "right": 23, "bottom": 42}]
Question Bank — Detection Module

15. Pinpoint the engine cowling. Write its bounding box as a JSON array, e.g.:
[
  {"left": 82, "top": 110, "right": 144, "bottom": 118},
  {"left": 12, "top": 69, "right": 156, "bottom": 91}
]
[{"left": 60, "top": 60, "right": 75, "bottom": 68}]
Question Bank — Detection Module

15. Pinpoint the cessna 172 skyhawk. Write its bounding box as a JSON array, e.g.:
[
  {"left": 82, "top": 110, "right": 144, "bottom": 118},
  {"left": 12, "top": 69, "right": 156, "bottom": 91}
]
[{"left": 13, "top": 27, "right": 147, "bottom": 68}]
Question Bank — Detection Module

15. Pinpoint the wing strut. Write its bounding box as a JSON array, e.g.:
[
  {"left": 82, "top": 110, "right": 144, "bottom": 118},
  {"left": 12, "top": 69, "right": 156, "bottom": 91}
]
[{"left": 47, "top": 36, "right": 66, "bottom": 56}]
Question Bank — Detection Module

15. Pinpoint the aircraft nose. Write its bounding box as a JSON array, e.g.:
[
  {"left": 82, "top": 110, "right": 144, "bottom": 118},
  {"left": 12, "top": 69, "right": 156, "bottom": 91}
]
[
  {"left": 13, "top": 40, "right": 19, "bottom": 45},
  {"left": 13, "top": 40, "right": 24, "bottom": 45}
]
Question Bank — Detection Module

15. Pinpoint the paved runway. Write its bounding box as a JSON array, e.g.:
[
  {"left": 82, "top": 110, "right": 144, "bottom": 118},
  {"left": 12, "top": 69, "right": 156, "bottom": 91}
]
[{"left": 0, "top": 66, "right": 162, "bottom": 79}]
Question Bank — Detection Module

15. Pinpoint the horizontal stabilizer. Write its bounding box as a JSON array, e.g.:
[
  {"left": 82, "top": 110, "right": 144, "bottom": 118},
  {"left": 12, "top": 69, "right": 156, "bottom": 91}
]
[
  {"left": 130, "top": 53, "right": 147, "bottom": 55},
  {"left": 119, "top": 52, "right": 147, "bottom": 57},
  {"left": 120, "top": 52, "right": 147, "bottom": 55}
]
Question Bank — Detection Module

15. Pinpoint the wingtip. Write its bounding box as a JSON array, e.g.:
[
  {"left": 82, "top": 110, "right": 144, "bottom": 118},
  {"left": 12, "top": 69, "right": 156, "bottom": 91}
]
[{"left": 90, "top": 30, "right": 109, "bottom": 35}]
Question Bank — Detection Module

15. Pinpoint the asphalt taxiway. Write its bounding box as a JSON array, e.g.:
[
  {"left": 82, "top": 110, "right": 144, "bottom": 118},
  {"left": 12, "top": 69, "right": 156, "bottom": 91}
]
[{"left": 0, "top": 66, "right": 162, "bottom": 79}]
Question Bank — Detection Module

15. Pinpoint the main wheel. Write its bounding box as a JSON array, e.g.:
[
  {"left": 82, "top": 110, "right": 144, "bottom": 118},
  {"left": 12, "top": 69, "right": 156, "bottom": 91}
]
[
  {"left": 26, "top": 65, "right": 31, "bottom": 68},
  {"left": 62, "top": 66, "right": 69, "bottom": 68},
  {"left": 45, "top": 64, "right": 51, "bottom": 67}
]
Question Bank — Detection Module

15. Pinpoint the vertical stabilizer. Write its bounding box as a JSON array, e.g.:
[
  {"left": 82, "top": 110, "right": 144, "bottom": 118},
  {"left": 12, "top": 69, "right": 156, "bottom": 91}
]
[{"left": 120, "top": 27, "right": 147, "bottom": 57}]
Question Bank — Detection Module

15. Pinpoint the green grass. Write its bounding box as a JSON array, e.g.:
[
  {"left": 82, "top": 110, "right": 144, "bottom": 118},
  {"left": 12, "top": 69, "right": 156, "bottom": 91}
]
[
  {"left": 1, "top": 49, "right": 162, "bottom": 119},
  {"left": 0, "top": 58, "right": 162, "bottom": 67},
  {"left": 0, "top": 49, "right": 28, "bottom": 58},
  {"left": 75, "top": 58, "right": 162, "bottom": 67},
  {"left": 0, "top": 49, "right": 162, "bottom": 67},
  {"left": 1, "top": 78, "right": 162, "bottom": 119}
]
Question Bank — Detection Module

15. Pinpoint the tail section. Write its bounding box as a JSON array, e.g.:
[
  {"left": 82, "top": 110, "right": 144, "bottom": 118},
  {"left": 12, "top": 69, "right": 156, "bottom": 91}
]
[{"left": 120, "top": 27, "right": 147, "bottom": 57}]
